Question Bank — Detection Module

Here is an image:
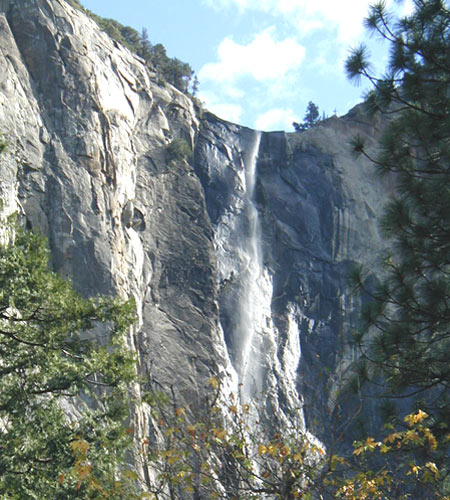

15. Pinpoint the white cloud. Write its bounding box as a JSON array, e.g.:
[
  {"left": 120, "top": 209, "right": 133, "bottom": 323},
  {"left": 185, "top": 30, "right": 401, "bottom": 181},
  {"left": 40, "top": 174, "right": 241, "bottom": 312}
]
[
  {"left": 198, "top": 28, "right": 305, "bottom": 83},
  {"left": 197, "top": 0, "right": 416, "bottom": 129},
  {"left": 224, "top": 86, "right": 245, "bottom": 99},
  {"left": 400, "top": 0, "right": 415, "bottom": 16},
  {"left": 255, "top": 108, "right": 296, "bottom": 131},
  {"left": 198, "top": 90, "right": 244, "bottom": 123},
  {"left": 311, "top": 39, "right": 346, "bottom": 76},
  {"left": 202, "top": 0, "right": 413, "bottom": 41},
  {"left": 202, "top": 0, "right": 368, "bottom": 40},
  {"left": 203, "top": 0, "right": 273, "bottom": 12},
  {"left": 211, "top": 103, "right": 244, "bottom": 123}
]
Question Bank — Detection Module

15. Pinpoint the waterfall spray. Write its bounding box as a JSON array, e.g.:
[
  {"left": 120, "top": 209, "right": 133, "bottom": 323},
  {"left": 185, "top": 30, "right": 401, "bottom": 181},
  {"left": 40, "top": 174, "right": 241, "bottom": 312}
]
[
  {"left": 235, "top": 131, "right": 275, "bottom": 402},
  {"left": 238, "top": 131, "right": 261, "bottom": 395},
  {"left": 213, "top": 130, "right": 279, "bottom": 404}
]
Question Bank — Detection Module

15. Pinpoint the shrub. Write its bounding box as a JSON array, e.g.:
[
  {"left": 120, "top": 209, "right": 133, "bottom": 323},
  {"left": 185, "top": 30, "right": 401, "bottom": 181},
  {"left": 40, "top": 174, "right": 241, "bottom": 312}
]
[{"left": 166, "top": 138, "right": 192, "bottom": 163}]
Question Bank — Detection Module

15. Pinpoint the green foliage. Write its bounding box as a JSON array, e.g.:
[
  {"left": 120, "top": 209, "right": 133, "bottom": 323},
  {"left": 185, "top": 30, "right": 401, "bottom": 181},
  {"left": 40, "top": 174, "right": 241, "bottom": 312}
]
[
  {"left": 166, "top": 138, "right": 192, "bottom": 163},
  {"left": 0, "top": 134, "right": 7, "bottom": 154},
  {"left": 71, "top": 2, "right": 196, "bottom": 93},
  {"left": 303, "top": 101, "right": 320, "bottom": 128},
  {"left": 293, "top": 101, "right": 321, "bottom": 131},
  {"left": 65, "top": 0, "right": 83, "bottom": 8},
  {"left": 345, "top": 0, "right": 450, "bottom": 494},
  {"left": 0, "top": 222, "right": 139, "bottom": 498}
]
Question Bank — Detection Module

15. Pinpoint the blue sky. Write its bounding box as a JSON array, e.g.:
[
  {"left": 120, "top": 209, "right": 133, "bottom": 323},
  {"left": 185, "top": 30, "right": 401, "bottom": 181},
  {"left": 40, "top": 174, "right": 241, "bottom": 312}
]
[{"left": 81, "top": 0, "right": 413, "bottom": 131}]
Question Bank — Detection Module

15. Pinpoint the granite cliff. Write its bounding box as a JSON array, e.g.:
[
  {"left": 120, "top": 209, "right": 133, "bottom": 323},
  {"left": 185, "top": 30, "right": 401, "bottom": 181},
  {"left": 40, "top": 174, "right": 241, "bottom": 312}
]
[{"left": 0, "top": 0, "right": 390, "bottom": 474}]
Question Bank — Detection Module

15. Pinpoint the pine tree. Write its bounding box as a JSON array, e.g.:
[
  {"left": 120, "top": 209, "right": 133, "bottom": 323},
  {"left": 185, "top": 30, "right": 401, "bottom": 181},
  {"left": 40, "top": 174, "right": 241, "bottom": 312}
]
[
  {"left": 191, "top": 74, "right": 200, "bottom": 97},
  {"left": 293, "top": 101, "right": 321, "bottom": 131},
  {"left": 0, "top": 221, "right": 138, "bottom": 497},
  {"left": 346, "top": 0, "right": 450, "bottom": 445},
  {"left": 303, "top": 101, "right": 320, "bottom": 128},
  {"left": 138, "top": 27, "right": 153, "bottom": 61}
]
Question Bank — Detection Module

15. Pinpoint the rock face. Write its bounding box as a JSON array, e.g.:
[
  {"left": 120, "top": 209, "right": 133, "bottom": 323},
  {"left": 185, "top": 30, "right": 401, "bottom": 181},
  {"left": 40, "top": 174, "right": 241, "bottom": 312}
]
[
  {"left": 194, "top": 111, "right": 391, "bottom": 438},
  {"left": 0, "top": 0, "right": 389, "bottom": 466}
]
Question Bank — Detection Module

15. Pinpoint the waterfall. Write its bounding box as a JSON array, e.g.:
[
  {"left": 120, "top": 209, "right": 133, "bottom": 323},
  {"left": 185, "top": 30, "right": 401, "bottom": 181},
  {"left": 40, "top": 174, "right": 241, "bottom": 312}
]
[
  {"left": 213, "top": 130, "right": 282, "bottom": 404},
  {"left": 205, "top": 123, "right": 324, "bottom": 454},
  {"left": 234, "top": 131, "right": 275, "bottom": 402}
]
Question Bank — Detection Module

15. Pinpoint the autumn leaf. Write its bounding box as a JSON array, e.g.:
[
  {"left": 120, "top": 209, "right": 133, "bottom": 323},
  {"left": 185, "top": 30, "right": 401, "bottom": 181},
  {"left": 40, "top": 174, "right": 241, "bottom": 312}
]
[
  {"left": 410, "top": 464, "right": 421, "bottom": 476},
  {"left": 353, "top": 444, "right": 365, "bottom": 456},
  {"left": 379, "top": 444, "right": 391, "bottom": 454},
  {"left": 167, "top": 455, "right": 180, "bottom": 465},
  {"left": 425, "top": 462, "right": 439, "bottom": 479},
  {"left": 175, "top": 407, "right": 186, "bottom": 418},
  {"left": 77, "top": 464, "right": 92, "bottom": 480},
  {"left": 385, "top": 432, "right": 401, "bottom": 444},
  {"left": 207, "top": 377, "right": 219, "bottom": 389},
  {"left": 258, "top": 444, "right": 267, "bottom": 456},
  {"left": 423, "top": 429, "right": 438, "bottom": 450},
  {"left": 71, "top": 439, "right": 89, "bottom": 456},
  {"left": 280, "top": 445, "right": 290, "bottom": 456},
  {"left": 403, "top": 430, "right": 420, "bottom": 445},
  {"left": 212, "top": 428, "right": 227, "bottom": 441},
  {"left": 404, "top": 409, "right": 428, "bottom": 427},
  {"left": 365, "top": 437, "right": 381, "bottom": 451}
]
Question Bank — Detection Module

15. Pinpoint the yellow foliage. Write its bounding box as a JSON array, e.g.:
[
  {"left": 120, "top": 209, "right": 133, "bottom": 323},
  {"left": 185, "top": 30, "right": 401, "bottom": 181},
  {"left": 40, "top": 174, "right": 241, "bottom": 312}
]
[
  {"left": 403, "top": 429, "right": 420, "bottom": 444},
  {"left": 258, "top": 444, "right": 268, "bottom": 456},
  {"left": 280, "top": 445, "right": 290, "bottom": 456},
  {"left": 423, "top": 429, "right": 437, "bottom": 450},
  {"left": 77, "top": 464, "right": 92, "bottom": 480},
  {"left": 167, "top": 455, "right": 181, "bottom": 465},
  {"left": 365, "top": 437, "right": 381, "bottom": 450},
  {"left": 353, "top": 444, "right": 365, "bottom": 456},
  {"left": 410, "top": 464, "right": 421, "bottom": 476},
  {"left": 212, "top": 428, "right": 227, "bottom": 441},
  {"left": 403, "top": 409, "right": 428, "bottom": 427},
  {"left": 425, "top": 462, "right": 439, "bottom": 479},
  {"left": 385, "top": 432, "right": 401, "bottom": 444},
  {"left": 207, "top": 377, "right": 219, "bottom": 389},
  {"left": 175, "top": 407, "right": 186, "bottom": 418},
  {"left": 330, "top": 454, "right": 347, "bottom": 470},
  {"left": 122, "top": 469, "right": 139, "bottom": 481},
  {"left": 267, "top": 443, "right": 279, "bottom": 456},
  {"left": 71, "top": 439, "right": 89, "bottom": 456}
]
